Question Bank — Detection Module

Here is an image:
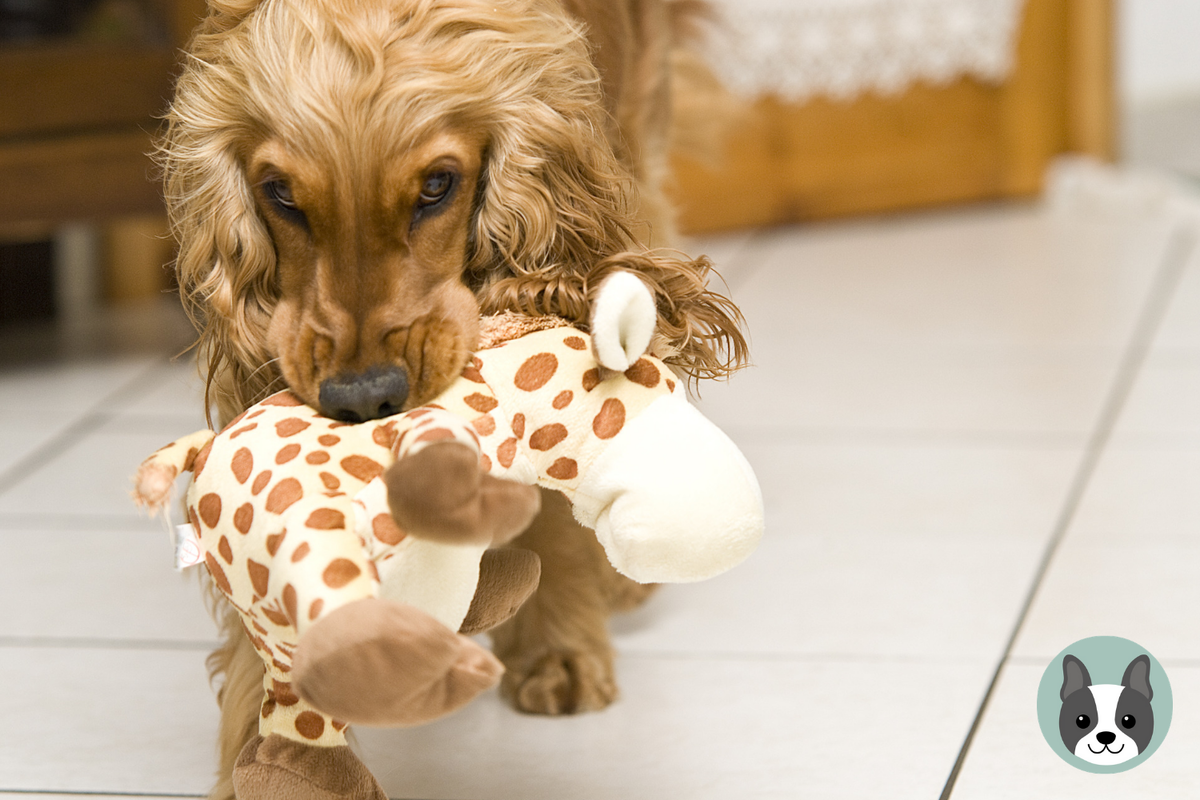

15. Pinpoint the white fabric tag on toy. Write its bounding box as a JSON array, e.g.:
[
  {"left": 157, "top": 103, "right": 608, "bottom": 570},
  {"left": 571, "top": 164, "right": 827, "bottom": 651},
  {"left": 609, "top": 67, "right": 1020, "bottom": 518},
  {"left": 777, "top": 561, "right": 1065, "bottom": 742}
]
[{"left": 174, "top": 523, "right": 204, "bottom": 571}]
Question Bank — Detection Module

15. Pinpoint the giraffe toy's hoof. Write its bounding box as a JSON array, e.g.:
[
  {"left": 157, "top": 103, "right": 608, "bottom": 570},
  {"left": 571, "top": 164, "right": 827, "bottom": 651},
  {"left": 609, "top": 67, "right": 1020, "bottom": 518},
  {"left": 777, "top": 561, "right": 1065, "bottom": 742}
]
[
  {"left": 385, "top": 440, "right": 542, "bottom": 546},
  {"left": 293, "top": 597, "right": 503, "bottom": 727},
  {"left": 458, "top": 547, "right": 542, "bottom": 635},
  {"left": 233, "top": 734, "right": 386, "bottom": 800}
]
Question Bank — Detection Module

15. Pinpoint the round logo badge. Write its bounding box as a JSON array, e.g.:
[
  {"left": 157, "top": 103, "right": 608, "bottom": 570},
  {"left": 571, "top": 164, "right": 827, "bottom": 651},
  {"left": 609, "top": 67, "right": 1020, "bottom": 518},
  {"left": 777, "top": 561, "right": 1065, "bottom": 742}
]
[{"left": 1036, "top": 636, "right": 1172, "bottom": 773}]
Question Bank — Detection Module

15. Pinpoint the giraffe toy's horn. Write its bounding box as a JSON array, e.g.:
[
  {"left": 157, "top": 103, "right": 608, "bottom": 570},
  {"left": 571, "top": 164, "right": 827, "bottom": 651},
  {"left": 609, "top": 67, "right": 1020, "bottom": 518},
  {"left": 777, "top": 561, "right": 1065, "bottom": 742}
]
[{"left": 590, "top": 271, "right": 656, "bottom": 372}]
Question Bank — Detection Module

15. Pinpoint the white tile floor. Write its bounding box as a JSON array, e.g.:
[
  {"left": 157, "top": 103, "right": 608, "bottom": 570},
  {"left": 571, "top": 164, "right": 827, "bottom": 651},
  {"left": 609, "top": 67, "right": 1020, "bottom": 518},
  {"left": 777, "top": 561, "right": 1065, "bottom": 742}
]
[{"left": 3, "top": 178, "right": 1199, "bottom": 798}]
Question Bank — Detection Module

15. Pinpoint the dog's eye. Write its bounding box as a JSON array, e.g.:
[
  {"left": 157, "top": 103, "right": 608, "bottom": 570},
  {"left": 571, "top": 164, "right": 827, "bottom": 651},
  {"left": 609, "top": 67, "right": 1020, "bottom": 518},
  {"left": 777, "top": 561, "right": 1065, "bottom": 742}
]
[
  {"left": 1075, "top": 714, "right": 1091, "bottom": 729},
  {"left": 265, "top": 179, "right": 298, "bottom": 210},
  {"left": 262, "top": 179, "right": 308, "bottom": 228},
  {"left": 1121, "top": 714, "right": 1136, "bottom": 729},
  {"left": 418, "top": 171, "right": 454, "bottom": 206}
]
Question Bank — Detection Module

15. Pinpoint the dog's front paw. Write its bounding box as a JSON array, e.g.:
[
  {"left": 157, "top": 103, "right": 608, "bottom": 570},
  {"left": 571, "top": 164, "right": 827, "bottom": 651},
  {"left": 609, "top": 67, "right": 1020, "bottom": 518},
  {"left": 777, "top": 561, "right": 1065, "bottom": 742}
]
[
  {"left": 386, "top": 441, "right": 540, "bottom": 545},
  {"left": 502, "top": 650, "right": 618, "bottom": 715}
]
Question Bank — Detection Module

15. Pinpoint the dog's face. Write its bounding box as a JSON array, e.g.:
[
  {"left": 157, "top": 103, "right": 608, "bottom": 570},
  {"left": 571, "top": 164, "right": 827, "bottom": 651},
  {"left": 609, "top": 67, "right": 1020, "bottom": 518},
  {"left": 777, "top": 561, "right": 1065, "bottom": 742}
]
[
  {"left": 251, "top": 127, "right": 486, "bottom": 421},
  {"left": 163, "top": 0, "right": 658, "bottom": 424},
  {"left": 1059, "top": 654, "right": 1154, "bottom": 765}
]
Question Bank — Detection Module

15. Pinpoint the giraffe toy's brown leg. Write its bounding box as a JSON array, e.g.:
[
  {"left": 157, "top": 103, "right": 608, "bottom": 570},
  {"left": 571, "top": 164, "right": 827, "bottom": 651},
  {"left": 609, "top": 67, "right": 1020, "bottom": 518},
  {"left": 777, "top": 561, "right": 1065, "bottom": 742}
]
[
  {"left": 233, "top": 734, "right": 386, "bottom": 800},
  {"left": 385, "top": 441, "right": 541, "bottom": 546},
  {"left": 292, "top": 597, "right": 503, "bottom": 726},
  {"left": 458, "top": 547, "right": 542, "bottom": 635}
]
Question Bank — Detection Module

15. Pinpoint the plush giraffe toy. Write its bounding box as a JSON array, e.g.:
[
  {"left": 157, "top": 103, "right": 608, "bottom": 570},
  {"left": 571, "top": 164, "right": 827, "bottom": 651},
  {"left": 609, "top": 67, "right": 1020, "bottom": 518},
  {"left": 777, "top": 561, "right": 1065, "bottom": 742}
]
[{"left": 133, "top": 272, "right": 763, "bottom": 798}]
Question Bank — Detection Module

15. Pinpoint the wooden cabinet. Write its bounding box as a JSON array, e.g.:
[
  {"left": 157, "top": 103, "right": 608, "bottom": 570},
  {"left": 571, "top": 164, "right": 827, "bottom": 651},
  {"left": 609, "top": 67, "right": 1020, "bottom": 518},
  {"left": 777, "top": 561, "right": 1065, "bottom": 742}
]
[
  {"left": 0, "top": 1, "right": 206, "bottom": 226},
  {"left": 0, "top": 0, "right": 205, "bottom": 303},
  {"left": 670, "top": 0, "right": 1115, "bottom": 233},
  {"left": 0, "top": 42, "right": 175, "bottom": 224}
]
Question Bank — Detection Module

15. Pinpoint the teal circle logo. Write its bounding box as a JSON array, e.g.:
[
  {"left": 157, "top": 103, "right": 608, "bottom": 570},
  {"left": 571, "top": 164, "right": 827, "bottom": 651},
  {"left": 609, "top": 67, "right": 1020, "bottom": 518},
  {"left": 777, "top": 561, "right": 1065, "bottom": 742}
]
[{"left": 1037, "top": 636, "right": 1172, "bottom": 773}]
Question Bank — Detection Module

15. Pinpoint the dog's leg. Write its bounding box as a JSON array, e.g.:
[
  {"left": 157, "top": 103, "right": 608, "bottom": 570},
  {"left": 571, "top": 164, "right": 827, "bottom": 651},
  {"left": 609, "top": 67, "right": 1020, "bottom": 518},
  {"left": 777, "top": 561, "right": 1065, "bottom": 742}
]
[
  {"left": 209, "top": 606, "right": 266, "bottom": 800},
  {"left": 603, "top": 567, "right": 659, "bottom": 614},
  {"left": 490, "top": 487, "right": 644, "bottom": 714}
]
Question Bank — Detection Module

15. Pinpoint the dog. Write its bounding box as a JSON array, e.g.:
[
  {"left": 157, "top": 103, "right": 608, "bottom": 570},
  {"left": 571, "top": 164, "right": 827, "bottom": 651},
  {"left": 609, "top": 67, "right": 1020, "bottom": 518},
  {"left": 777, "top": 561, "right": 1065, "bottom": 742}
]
[
  {"left": 1059, "top": 654, "right": 1154, "bottom": 766},
  {"left": 157, "top": 0, "right": 747, "bottom": 796}
]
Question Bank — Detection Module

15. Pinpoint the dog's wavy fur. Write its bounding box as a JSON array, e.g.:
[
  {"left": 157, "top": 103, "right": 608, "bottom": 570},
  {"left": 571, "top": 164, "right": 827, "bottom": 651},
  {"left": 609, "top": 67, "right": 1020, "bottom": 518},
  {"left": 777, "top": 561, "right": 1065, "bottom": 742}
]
[{"left": 159, "top": 1, "right": 746, "bottom": 796}]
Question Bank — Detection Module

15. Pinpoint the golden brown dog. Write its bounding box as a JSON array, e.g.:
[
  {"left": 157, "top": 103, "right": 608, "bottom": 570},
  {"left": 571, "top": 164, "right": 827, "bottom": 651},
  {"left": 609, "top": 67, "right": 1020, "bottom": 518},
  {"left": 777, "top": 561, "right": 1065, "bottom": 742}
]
[{"left": 159, "top": 0, "right": 746, "bottom": 796}]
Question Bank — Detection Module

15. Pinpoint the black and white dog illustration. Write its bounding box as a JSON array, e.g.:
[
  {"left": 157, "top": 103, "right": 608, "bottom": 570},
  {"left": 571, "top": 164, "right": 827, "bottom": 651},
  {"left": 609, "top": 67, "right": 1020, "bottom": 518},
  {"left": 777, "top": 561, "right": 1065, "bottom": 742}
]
[{"left": 1059, "top": 654, "right": 1154, "bottom": 765}]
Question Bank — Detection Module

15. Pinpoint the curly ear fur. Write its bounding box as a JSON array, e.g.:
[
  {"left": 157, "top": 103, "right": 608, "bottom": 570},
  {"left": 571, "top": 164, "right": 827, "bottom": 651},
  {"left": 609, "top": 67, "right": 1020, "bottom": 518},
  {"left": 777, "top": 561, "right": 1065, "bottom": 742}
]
[
  {"left": 480, "top": 250, "right": 747, "bottom": 388},
  {"left": 159, "top": 2, "right": 283, "bottom": 423},
  {"left": 439, "top": 1, "right": 749, "bottom": 387},
  {"left": 198, "top": 0, "right": 264, "bottom": 36},
  {"left": 159, "top": 0, "right": 746, "bottom": 426},
  {"left": 163, "top": 139, "right": 281, "bottom": 424}
]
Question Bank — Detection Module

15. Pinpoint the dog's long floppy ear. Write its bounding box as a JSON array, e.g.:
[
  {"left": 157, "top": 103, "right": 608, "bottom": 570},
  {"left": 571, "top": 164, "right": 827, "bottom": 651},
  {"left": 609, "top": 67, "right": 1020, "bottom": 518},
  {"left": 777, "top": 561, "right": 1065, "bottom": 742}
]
[
  {"left": 1061, "top": 655, "right": 1091, "bottom": 700},
  {"left": 459, "top": 2, "right": 748, "bottom": 385},
  {"left": 159, "top": 10, "right": 281, "bottom": 423},
  {"left": 1122, "top": 655, "right": 1153, "bottom": 701},
  {"left": 465, "top": 6, "right": 638, "bottom": 293},
  {"left": 198, "top": 0, "right": 264, "bottom": 35},
  {"left": 468, "top": 102, "right": 635, "bottom": 287}
]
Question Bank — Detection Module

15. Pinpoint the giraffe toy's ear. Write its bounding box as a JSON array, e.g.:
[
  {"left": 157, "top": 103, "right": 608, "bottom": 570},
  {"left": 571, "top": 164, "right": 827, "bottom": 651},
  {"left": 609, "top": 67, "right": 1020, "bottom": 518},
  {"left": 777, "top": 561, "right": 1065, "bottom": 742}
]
[{"left": 590, "top": 271, "right": 656, "bottom": 372}]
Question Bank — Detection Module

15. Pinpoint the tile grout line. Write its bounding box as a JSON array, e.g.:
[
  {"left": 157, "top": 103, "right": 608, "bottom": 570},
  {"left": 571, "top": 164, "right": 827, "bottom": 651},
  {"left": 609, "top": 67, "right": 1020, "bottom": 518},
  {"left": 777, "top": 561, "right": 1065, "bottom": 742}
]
[
  {"left": 0, "top": 786, "right": 434, "bottom": 799},
  {"left": 0, "top": 513, "right": 160, "bottom": 531},
  {"left": 618, "top": 649, "right": 990, "bottom": 665},
  {"left": 937, "top": 223, "right": 1198, "bottom": 799},
  {"left": 96, "top": 356, "right": 194, "bottom": 411},
  {"left": 720, "top": 425, "right": 1090, "bottom": 449},
  {"left": 0, "top": 359, "right": 171, "bottom": 497},
  {"left": 1008, "top": 654, "right": 1200, "bottom": 669},
  {"left": 699, "top": 229, "right": 771, "bottom": 297},
  {"left": 0, "top": 413, "right": 115, "bottom": 497},
  {"left": 0, "top": 791, "right": 202, "bottom": 798},
  {"left": 0, "top": 636, "right": 218, "bottom": 652}
]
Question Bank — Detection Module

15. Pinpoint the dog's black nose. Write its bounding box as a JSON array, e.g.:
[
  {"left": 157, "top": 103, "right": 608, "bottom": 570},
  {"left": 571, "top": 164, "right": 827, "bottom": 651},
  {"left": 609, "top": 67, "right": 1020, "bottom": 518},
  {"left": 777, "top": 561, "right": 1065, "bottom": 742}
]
[
  {"left": 318, "top": 366, "right": 409, "bottom": 422},
  {"left": 1096, "top": 731, "right": 1116, "bottom": 745}
]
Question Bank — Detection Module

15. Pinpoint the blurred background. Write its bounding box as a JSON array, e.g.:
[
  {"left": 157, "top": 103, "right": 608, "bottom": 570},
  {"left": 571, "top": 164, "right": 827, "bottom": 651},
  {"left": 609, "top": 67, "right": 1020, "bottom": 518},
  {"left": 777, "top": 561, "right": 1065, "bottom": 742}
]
[
  {"left": 0, "top": 0, "right": 204, "bottom": 358},
  {"left": 0, "top": 0, "right": 1196, "bottom": 339},
  {"left": 5, "top": 3, "right": 1200, "bottom": 797}
]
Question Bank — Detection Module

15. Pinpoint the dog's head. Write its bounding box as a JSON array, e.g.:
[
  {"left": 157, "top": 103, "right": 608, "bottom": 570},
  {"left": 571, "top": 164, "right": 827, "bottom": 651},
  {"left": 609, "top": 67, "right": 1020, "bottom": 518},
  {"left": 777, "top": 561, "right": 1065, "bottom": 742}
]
[
  {"left": 162, "top": 0, "right": 641, "bottom": 424},
  {"left": 1059, "top": 654, "right": 1154, "bottom": 766}
]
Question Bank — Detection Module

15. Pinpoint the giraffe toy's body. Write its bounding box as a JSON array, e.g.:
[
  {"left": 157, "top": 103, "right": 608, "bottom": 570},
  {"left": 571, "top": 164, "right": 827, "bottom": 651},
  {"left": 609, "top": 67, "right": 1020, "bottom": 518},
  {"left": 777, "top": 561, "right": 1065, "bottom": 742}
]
[{"left": 134, "top": 274, "right": 763, "bottom": 792}]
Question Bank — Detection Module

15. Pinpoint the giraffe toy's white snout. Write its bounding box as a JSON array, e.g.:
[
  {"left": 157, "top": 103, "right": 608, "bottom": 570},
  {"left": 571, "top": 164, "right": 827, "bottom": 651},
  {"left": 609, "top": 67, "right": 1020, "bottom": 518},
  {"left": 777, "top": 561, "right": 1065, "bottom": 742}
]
[{"left": 571, "top": 394, "right": 765, "bottom": 584}]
